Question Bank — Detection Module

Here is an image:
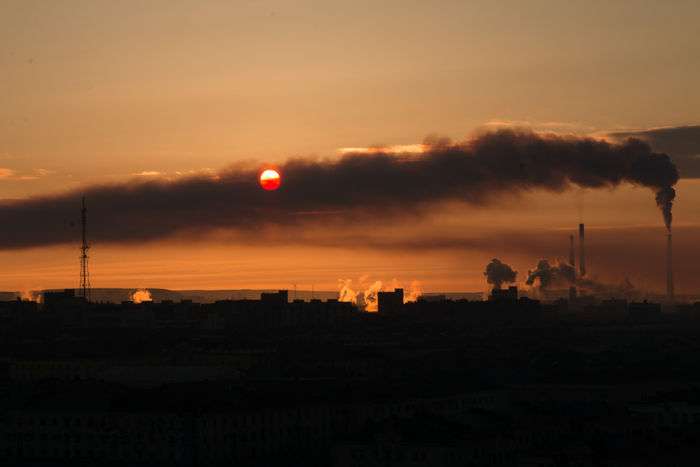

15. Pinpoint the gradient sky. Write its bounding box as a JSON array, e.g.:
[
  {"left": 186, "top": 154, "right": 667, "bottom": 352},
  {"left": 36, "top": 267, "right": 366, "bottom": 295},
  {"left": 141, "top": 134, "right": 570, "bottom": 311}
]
[{"left": 1, "top": 1, "right": 700, "bottom": 294}]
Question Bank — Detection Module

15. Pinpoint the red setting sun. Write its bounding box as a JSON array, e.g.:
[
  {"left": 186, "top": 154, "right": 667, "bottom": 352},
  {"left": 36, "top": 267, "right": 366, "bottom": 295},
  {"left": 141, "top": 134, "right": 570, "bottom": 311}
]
[{"left": 259, "top": 169, "right": 281, "bottom": 191}]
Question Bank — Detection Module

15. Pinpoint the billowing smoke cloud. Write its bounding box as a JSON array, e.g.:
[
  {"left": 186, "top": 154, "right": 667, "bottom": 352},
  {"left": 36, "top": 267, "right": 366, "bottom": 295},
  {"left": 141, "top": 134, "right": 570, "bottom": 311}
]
[
  {"left": 526, "top": 260, "right": 576, "bottom": 289},
  {"left": 339, "top": 277, "right": 422, "bottom": 311},
  {"left": 338, "top": 279, "right": 358, "bottom": 304},
  {"left": 484, "top": 258, "right": 517, "bottom": 289},
  {"left": 576, "top": 276, "right": 637, "bottom": 299},
  {"left": 607, "top": 125, "right": 700, "bottom": 179},
  {"left": 362, "top": 280, "right": 383, "bottom": 312},
  {"left": 0, "top": 130, "right": 679, "bottom": 249},
  {"left": 404, "top": 280, "right": 423, "bottom": 303},
  {"left": 19, "top": 289, "right": 42, "bottom": 303},
  {"left": 130, "top": 289, "right": 153, "bottom": 304},
  {"left": 525, "top": 257, "right": 640, "bottom": 298},
  {"left": 655, "top": 186, "right": 675, "bottom": 231}
]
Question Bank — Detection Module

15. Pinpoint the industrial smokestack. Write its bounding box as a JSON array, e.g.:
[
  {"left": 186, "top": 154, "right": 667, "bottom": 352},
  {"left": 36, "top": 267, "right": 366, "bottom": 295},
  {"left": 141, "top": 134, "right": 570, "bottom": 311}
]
[
  {"left": 667, "top": 232, "right": 674, "bottom": 301},
  {"left": 578, "top": 223, "right": 586, "bottom": 278},
  {"left": 578, "top": 224, "right": 586, "bottom": 277},
  {"left": 569, "top": 234, "right": 576, "bottom": 269}
]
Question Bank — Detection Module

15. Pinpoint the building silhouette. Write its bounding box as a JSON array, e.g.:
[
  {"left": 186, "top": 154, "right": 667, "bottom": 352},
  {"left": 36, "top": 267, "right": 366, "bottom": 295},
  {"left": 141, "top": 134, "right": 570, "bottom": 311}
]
[{"left": 377, "top": 288, "right": 403, "bottom": 313}]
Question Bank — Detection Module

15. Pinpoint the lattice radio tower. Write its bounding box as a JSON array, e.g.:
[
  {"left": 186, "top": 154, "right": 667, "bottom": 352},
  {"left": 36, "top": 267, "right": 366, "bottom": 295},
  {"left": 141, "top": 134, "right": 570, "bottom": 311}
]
[{"left": 79, "top": 196, "right": 91, "bottom": 301}]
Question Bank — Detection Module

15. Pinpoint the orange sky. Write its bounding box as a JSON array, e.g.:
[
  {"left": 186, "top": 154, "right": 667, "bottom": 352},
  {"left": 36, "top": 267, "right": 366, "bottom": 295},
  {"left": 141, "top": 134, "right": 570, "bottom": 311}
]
[
  {"left": 1, "top": 181, "right": 699, "bottom": 295},
  {"left": 1, "top": 1, "right": 699, "bottom": 294}
]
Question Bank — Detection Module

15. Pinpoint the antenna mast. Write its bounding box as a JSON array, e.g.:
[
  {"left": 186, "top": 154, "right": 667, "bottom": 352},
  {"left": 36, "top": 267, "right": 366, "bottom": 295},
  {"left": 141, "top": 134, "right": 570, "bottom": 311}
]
[{"left": 79, "top": 196, "right": 91, "bottom": 301}]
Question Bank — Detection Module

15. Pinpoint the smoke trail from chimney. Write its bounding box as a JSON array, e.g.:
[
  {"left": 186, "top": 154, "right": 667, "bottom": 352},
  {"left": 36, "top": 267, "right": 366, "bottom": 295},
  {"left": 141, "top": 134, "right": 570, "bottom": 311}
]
[
  {"left": 526, "top": 259, "right": 576, "bottom": 289},
  {"left": 0, "top": 130, "right": 679, "bottom": 249},
  {"left": 656, "top": 187, "right": 676, "bottom": 232}
]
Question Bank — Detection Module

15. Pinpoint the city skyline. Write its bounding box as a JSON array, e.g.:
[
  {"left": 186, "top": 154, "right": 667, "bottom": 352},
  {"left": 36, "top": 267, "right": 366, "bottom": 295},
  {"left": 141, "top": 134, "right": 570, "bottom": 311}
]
[{"left": 4, "top": 4, "right": 700, "bottom": 466}]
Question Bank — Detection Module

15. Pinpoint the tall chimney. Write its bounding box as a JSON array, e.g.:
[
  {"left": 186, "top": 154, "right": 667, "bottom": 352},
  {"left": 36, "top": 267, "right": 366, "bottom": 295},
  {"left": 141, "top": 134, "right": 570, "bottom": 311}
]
[
  {"left": 569, "top": 234, "right": 576, "bottom": 269},
  {"left": 667, "top": 232, "right": 674, "bottom": 301},
  {"left": 578, "top": 223, "right": 586, "bottom": 278}
]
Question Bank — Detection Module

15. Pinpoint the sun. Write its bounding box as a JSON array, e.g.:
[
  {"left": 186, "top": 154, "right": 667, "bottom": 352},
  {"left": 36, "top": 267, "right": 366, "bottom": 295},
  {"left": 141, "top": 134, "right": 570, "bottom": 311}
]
[{"left": 259, "top": 169, "right": 281, "bottom": 191}]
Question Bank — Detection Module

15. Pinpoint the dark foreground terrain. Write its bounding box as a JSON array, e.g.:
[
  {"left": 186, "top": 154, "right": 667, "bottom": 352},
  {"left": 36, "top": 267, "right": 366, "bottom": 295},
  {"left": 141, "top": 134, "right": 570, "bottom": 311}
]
[{"left": 2, "top": 291, "right": 700, "bottom": 466}]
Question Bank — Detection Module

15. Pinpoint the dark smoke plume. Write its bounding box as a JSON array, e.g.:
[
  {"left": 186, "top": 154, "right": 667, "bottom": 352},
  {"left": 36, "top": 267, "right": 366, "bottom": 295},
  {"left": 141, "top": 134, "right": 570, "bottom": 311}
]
[
  {"left": 526, "top": 260, "right": 576, "bottom": 289},
  {"left": 484, "top": 259, "right": 517, "bottom": 289},
  {"left": 576, "top": 276, "right": 637, "bottom": 299},
  {"left": 607, "top": 125, "right": 700, "bottom": 178},
  {"left": 0, "top": 129, "right": 679, "bottom": 249},
  {"left": 655, "top": 186, "right": 675, "bottom": 231}
]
